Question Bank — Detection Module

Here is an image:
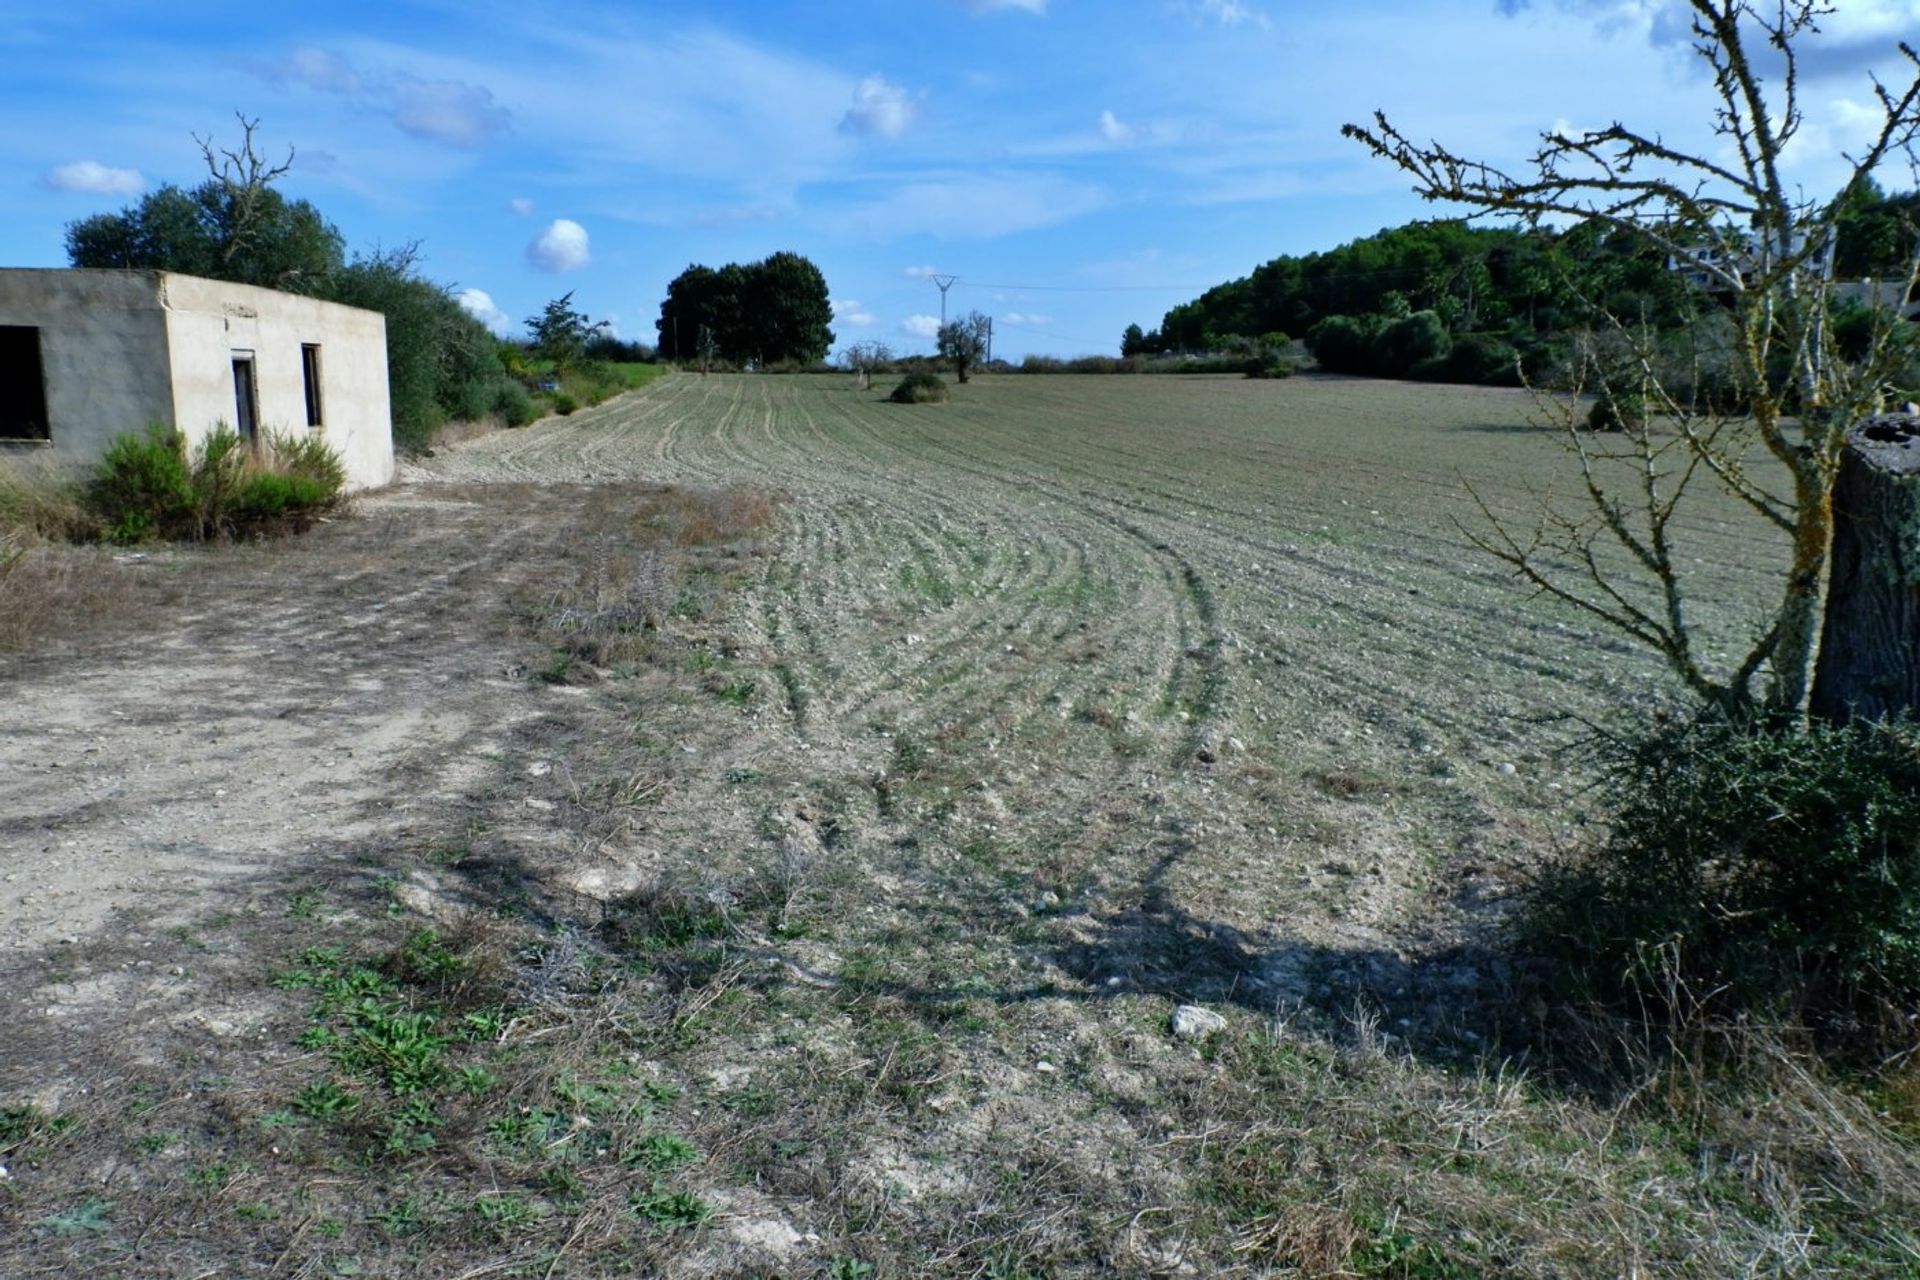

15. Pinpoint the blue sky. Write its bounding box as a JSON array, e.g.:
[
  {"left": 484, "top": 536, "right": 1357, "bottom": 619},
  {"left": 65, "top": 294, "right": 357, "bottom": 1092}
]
[{"left": 3, "top": 0, "right": 1916, "bottom": 358}]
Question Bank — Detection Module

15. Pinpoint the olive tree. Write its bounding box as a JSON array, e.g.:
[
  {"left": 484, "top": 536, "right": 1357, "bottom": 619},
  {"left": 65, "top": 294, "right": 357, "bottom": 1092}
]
[
  {"left": 938, "top": 311, "right": 992, "bottom": 384},
  {"left": 1345, "top": 1, "right": 1920, "bottom": 722}
]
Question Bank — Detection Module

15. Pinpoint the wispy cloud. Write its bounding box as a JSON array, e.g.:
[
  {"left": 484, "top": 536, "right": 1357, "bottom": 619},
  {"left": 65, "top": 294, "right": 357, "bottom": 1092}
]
[
  {"left": 1098, "top": 110, "right": 1136, "bottom": 145},
  {"left": 901, "top": 314, "right": 942, "bottom": 338},
  {"left": 1001, "top": 311, "right": 1053, "bottom": 326},
  {"left": 905, "top": 265, "right": 945, "bottom": 279},
  {"left": 527, "top": 218, "right": 590, "bottom": 271},
  {"left": 41, "top": 160, "right": 144, "bottom": 194},
  {"left": 389, "top": 73, "right": 511, "bottom": 146},
  {"left": 1170, "top": 0, "right": 1271, "bottom": 29},
  {"left": 252, "top": 46, "right": 510, "bottom": 147},
  {"left": 840, "top": 74, "right": 916, "bottom": 140},
  {"left": 959, "top": 0, "right": 1048, "bottom": 13},
  {"left": 508, "top": 196, "right": 534, "bottom": 215},
  {"left": 847, "top": 173, "right": 1108, "bottom": 240}
]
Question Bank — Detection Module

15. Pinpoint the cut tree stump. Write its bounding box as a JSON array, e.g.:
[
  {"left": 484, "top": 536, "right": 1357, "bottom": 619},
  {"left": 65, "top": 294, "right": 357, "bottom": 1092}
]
[{"left": 1809, "top": 411, "right": 1920, "bottom": 724}]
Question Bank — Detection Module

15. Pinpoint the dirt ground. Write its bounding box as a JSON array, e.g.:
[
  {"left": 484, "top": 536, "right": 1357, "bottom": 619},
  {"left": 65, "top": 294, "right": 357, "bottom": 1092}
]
[{"left": 5, "top": 374, "right": 1907, "bottom": 1278}]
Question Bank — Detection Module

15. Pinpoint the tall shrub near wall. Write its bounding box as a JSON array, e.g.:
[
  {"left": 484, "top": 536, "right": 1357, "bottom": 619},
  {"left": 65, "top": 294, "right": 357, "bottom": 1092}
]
[{"left": 321, "top": 248, "right": 509, "bottom": 452}]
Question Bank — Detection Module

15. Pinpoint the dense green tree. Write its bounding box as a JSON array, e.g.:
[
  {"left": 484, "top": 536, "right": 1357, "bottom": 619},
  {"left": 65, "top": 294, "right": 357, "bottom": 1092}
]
[
  {"left": 1834, "top": 177, "right": 1920, "bottom": 279},
  {"left": 741, "top": 251, "right": 834, "bottom": 365},
  {"left": 67, "top": 181, "right": 343, "bottom": 291},
  {"left": 655, "top": 252, "right": 834, "bottom": 367},
  {"left": 655, "top": 264, "right": 735, "bottom": 365},
  {"left": 526, "top": 291, "right": 609, "bottom": 374},
  {"left": 1120, "top": 323, "right": 1148, "bottom": 357}
]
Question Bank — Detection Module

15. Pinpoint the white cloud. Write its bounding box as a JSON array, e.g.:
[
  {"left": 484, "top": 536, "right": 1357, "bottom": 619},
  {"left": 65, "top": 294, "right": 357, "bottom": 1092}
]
[
  {"left": 390, "top": 74, "right": 512, "bottom": 147},
  {"left": 1001, "top": 312, "right": 1053, "bottom": 326},
  {"left": 457, "top": 287, "right": 515, "bottom": 336},
  {"left": 901, "top": 314, "right": 942, "bottom": 338},
  {"left": 1170, "top": 0, "right": 1271, "bottom": 28},
  {"left": 959, "top": 0, "right": 1048, "bottom": 12},
  {"left": 509, "top": 197, "right": 535, "bottom": 216},
  {"left": 1098, "top": 110, "right": 1135, "bottom": 144},
  {"left": 905, "top": 265, "right": 944, "bottom": 279},
  {"left": 527, "top": 219, "right": 591, "bottom": 272},
  {"left": 833, "top": 298, "right": 878, "bottom": 327},
  {"left": 840, "top": 74, "right": 916, "bottom": 139},
  {"left": 41, "top": 160, "right": 144, "bottom": 194}
]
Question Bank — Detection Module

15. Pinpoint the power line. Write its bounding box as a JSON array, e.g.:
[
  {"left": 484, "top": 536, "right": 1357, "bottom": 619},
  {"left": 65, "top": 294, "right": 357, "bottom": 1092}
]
[{"left": 955, "top": 279, "right": 1210, "bottom": 293}]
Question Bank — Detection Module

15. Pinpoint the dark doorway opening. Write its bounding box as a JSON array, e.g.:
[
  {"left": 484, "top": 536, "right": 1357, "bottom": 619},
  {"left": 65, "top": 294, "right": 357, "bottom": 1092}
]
[
  {"left": 0, "top": 326, "right": 51, "bottom": 441},
  {"left": 231, "top": 354, "right": 259, "bottom": 440}
]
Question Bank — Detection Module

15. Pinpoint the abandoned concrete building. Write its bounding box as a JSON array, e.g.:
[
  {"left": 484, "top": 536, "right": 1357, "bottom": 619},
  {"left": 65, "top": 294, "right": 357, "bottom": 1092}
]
[{"left": 0, "top": 268, "right": 393, "bottom": 491}]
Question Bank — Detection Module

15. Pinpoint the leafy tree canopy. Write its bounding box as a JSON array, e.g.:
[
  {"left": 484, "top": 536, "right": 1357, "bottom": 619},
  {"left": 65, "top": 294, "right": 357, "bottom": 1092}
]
[
  {"left": 656, "top": 252, "right": 834, "bottom": 367},
  {"left": 67, "top": 180, "right": 344, "bottom": 292}
]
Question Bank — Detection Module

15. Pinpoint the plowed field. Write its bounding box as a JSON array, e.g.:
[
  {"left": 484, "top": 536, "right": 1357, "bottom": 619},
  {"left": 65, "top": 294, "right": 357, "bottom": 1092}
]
[{"left": 11, "top": 373, "right": 1893, "bottom": 1280}]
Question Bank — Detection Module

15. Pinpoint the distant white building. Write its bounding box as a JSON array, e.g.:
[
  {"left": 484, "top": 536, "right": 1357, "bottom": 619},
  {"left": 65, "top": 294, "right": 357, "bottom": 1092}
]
[
  {"left": 1832, "top": 277, "right": 1920, "bottom": 323},
  {"left": 0, "top": 268, "right": 393, "bottom": 491}
]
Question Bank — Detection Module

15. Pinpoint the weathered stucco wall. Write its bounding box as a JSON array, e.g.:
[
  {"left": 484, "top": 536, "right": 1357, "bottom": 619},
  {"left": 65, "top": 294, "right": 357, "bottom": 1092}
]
[
  {"left": 0, "top": 268, "right": 394, "bottom": 492},
  {"left": 160, "top": 274, "right": 393, "bottom": 491},
  {"left": 0, "top": 269, "right": 174, "bottom": 461}
]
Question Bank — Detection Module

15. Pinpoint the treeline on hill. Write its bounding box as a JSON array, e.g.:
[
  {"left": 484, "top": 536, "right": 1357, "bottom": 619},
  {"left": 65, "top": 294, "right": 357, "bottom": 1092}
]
[
  {"left": 655, "top": 253, "right": 834, "bottom": 369},
  {"left": 1126, "top": 179, "right": 1920, "bottom": 392},
  {"left": 62, "top": 128, "right": 657, "bottom": 451}
]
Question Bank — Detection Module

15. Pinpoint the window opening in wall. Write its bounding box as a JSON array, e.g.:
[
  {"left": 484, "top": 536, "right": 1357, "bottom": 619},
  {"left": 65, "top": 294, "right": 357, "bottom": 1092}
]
[
  {"left": 301, "top": 343, "right": 323, "bottom": 428},
  {"left": 231, "top": 353, "right": 259, "bottom": 441},
  {"left": 0, "top": 326, "right": 51, "bottom": 441}
]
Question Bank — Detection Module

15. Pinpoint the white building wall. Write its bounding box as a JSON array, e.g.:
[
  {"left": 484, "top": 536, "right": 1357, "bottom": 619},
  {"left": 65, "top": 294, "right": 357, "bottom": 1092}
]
[{"left": 160, "top": 274, "right": 394, "bottom": 491}]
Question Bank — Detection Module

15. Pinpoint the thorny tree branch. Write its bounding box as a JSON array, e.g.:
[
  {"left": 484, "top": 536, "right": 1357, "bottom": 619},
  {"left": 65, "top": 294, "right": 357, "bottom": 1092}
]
[{"left": 1349, "top": 0, "right": 1920, "bottom": 719}]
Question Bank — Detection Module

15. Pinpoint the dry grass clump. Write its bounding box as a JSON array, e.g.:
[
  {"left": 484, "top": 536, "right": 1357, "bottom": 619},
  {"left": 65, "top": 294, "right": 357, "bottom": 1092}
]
[
  {"left": 641, "top": 485, "right": 778, "bottom": 548},
  {"left": 532, "top": 483, "right": 778, "bottom": 675},
  {"left": 0, "top": 541, "right": 136, "bottom": 654},
  {"left": 0, "top": 453, "right": 134, "bottom": 653},
  {"left": 0, "top": 451, "right": 91, "bottom": 543}
]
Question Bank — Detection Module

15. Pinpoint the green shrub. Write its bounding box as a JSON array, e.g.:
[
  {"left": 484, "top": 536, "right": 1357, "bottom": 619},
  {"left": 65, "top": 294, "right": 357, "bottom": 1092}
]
[
  {"left": 1304, "top": 314, "right": 1381, "bottom": 374},
  {"left": 1527, "top": 714, "right": 1920, "bottom": 1054},
  {"left": 88, "top": 424, "right": 194, "bottom": 544},
  {"left": 494, "top": 381, "right": 537, "bottom": 428},
  {"left": 889, "top": 373, "right": 950, "bottom": 404},
  {"left": 1413, "top": 332, "right": 1522, "bottom": 386},
  {"left": 550, "top": 393, "right": 579, "bottom": 417},
  {"left": 86, "top": 425, "right": 344, "bottom": 543},
  {"left": 1371, "top": 309, "right": 1451, "bottom": 377}
]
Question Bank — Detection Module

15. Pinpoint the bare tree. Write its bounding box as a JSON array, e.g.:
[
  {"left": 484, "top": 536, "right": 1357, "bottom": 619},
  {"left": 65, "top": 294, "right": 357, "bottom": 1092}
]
[
  {"left": 194, "top": 113, "right": 297, "bottom": 272},
  {"left": 840, "top": 340, "right": 894, "bottom": 390},
  {"left": 1345, "top": 1, "right": 1920, "bottom": 721}
]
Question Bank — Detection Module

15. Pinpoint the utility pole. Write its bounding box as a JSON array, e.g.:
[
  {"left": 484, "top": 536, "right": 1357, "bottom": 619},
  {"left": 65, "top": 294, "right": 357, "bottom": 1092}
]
[
  {"left": 985, "top": 316, "right": 992, "bottom": 366},
  {"left": 931, "top": 274, "right": 957, "bottom": 328}
]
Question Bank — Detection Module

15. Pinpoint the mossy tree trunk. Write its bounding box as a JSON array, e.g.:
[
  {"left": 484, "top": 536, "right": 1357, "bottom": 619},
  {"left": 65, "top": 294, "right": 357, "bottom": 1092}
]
[{"left": 1809, "top": 413, "right": 1920, "bottom": 724}]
